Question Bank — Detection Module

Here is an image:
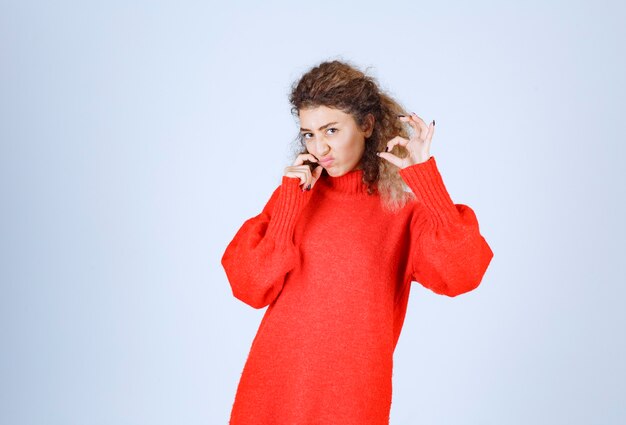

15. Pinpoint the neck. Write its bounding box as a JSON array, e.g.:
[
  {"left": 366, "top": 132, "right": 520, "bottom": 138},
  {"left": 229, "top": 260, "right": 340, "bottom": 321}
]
[{"left": 318, "top": 167, "right": 372, "bottom": 196}]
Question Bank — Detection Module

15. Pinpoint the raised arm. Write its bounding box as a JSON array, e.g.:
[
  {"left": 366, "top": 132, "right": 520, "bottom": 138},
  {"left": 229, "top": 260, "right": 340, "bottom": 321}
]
[
  {"left": 399, "top": 156, "right": 494, "bottom": 297},
  {"left": 221, "top": 176, "right": 313, "bottom": 308}
]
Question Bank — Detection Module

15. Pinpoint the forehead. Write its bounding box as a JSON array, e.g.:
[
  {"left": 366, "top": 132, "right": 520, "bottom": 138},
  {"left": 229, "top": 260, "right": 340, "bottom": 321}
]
[{"left": 299, "top": 105, "right": 351, "bottom": 124}]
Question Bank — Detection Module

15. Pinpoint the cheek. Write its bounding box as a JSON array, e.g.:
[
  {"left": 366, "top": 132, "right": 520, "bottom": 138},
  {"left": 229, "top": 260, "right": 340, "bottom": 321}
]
[
  {"left": 335, "top": 133, "right": 353, "bottom": 148},
  {"left": 344, "top": 134, "right": 364, "bottom": 151}
]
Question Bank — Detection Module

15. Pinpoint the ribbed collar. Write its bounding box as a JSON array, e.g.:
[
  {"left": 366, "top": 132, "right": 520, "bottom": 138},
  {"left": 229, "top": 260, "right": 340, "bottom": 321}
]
[{"left": 317, "top": 168, "right": 372, "bottom": 195}]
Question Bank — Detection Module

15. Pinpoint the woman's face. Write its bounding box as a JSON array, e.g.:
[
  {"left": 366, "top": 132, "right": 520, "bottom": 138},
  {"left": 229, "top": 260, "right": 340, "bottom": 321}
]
[{"left": 299, "top": 105, "right": 374, "bottom": 176}]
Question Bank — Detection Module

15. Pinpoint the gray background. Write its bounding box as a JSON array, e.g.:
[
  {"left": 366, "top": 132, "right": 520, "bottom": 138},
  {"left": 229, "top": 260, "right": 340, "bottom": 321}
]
[{"left": 1, "top": 0, "right": 624, "bottom": 424}]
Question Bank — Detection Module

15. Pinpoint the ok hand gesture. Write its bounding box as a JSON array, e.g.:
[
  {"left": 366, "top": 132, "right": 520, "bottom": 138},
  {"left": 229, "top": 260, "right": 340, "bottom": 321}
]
[{"left": 377, "top": 112, "right": 435, "bottom": 169}]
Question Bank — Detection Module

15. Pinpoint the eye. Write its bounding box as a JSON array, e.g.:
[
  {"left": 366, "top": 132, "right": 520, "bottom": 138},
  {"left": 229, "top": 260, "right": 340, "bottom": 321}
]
[{"left": 301, "top": 128, "right": 338, "bottom": 141}]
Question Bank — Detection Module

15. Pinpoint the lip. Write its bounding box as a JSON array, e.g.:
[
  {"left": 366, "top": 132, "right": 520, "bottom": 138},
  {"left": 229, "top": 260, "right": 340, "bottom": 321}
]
[{"left": 319, "top": 157, "right": 334, "bottom": 166}]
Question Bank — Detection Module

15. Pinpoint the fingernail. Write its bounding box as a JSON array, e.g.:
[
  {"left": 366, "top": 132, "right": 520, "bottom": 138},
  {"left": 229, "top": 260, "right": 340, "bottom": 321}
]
[
  {"left": 385, "top": 146, "right": 389, "bottom": 152},
  {"left": 433, "top": 119, "right": 436, "bottom": 126},
  {"left": 306, "top": 184, "right": 311, "bottom": 190}
]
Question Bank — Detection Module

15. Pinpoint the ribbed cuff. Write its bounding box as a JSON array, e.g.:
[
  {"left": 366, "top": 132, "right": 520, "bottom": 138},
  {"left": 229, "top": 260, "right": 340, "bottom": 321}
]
[
  {"left": 265, "top": 176, "right": 313, "bottom": 246},
  {"left": 398, "top": 156, "right": 460, "bottom": 226}
]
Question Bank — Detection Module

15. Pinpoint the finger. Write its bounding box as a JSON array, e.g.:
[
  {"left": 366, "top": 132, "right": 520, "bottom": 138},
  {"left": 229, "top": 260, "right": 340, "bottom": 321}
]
[
  {"left": 424, "top": 120, "right": 435, "bottom": 149},
  {"left": 409, "top": 112, "right": 429, "bottom": 138},
  {"left": 376, "top": 151, "right": 404, "bottom": 168},
  {"left": 284, "top": 165, "right": 312, "bottom": 188},
  {"left": 283, "top": 167, "right": 303, "bottom": 184},
  {"left": 310, "top": 165, "right": 324, "bottom": 188},
  {"left": 292, "top": 153, "right": 319, "bottom": 166},
  {"left": 400, "top": 112, "right": 423, "bottom": 140},
  {"left": 313, "top": 164, "right": 323, "bottom": 178},
  {"left": 293, "top": 153, "right": 318, "bottom": 167},
  {"left": 384, "top": 135, "right": 410, "bottom": 153},
  {"left": 399, "top": 115, "right": 422, "bottom": 139},
  {"left": 301, "top": 166, "right": 313, "bottom": 189}
]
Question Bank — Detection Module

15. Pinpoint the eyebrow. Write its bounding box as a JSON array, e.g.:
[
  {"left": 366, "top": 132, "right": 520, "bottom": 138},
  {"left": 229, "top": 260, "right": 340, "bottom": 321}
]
[{"left": 299, "top": 121, "right": 340, "bottom": 133}]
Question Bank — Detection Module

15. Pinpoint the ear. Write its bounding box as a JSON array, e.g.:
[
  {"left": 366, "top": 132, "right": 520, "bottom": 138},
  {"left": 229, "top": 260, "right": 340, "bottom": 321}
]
[{"left": 362, "top": 113, "right": 375, "bottom": 138}]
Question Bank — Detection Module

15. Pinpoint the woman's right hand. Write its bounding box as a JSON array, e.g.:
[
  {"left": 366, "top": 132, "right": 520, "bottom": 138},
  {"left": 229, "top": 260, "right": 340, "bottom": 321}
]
[{"left": 284, "top": 153, "right": 324, "bottom": 191}]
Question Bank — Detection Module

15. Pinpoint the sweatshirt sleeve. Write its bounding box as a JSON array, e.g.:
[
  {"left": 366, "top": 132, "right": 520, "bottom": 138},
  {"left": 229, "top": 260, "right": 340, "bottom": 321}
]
[
  {"left": 221, "top": 176, "right": 313, "bottom": 309},
  {"left": 398, "top": 156, "right": 494, "bottom": 297}
]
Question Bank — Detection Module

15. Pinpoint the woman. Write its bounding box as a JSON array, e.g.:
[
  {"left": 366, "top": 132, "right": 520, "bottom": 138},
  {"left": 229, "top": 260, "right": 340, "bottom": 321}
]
[{"left": 221, "top": 59, "right": 494, "bottom": 424}]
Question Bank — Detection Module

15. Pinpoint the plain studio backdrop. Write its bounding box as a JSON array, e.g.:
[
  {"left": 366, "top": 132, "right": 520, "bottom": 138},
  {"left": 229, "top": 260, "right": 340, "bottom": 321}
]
[{"left": 1, "top": 0, "right": 624, "bottom": 424}]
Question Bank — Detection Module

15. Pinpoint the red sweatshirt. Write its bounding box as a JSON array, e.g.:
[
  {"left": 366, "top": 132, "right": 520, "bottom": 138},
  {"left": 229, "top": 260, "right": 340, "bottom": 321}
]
[{"left": 221, "top": 156, "right": 494, "bottom": 424}]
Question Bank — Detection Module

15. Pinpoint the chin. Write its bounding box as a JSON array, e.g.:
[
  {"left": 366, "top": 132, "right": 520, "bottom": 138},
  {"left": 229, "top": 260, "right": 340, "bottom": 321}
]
[
  {"left": 327, "top": 169, "right": 347, "bottom": 178},
  {"left": 324, "top": 166, "right": 339, "bottom": 176}
]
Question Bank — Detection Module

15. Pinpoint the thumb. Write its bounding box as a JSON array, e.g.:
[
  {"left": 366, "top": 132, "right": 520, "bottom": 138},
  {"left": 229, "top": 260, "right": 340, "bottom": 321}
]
[{"left": 312, "top": 165, "right": 324, "bottom": 182}]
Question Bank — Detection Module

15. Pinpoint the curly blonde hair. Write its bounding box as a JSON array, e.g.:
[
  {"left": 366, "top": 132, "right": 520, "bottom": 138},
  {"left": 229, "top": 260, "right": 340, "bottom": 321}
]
[{"left": 288, "top": 58, "right": 416, "bottom": 213}]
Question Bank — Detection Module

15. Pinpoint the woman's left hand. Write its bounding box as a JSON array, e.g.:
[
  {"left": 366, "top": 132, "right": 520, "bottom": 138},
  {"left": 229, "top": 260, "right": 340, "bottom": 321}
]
[{"left": 377, "top": 112, "right": 435, "bottom": 169}]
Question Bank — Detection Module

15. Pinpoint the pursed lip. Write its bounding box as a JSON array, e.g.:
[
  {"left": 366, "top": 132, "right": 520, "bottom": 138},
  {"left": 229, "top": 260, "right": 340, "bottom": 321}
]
[{"left": 318, "top": 156, "right": 334, "bottom": 165}]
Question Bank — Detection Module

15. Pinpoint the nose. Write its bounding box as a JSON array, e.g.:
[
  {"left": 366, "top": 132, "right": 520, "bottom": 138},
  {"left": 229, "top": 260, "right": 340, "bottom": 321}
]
[{"left": 315, "top": 137, "right": 330, "bottom": 157}]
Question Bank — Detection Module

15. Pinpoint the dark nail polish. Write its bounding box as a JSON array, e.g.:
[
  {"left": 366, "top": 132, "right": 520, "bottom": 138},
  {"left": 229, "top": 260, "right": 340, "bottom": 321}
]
[
  {"left": 385, "top": 146, "right": 389, "bottom": 152},
  {"left": 433, "top": 119, "right": 436, "bottom": 126},
  {"left": 306, "top": 184, "right": 311, "bottom": 190}
]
